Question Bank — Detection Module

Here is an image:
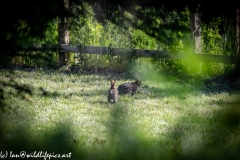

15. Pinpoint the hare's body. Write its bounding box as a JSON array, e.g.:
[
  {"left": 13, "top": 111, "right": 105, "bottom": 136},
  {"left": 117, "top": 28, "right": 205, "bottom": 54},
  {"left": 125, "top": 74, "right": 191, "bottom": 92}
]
[
  {"left": 108, "top": 80, "right": 118, "bottom": 103},
  {"left": 118, "top": 80, "right": 141, "bottom": 96},
  {"left": 108, "top": 89, "right": 118, "bottom": 103}
]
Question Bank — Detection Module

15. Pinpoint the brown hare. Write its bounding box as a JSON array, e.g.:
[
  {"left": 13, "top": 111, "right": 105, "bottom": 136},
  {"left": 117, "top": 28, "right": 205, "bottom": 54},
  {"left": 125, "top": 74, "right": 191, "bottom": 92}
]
[
  {"left": 118, "top": 79, "right": 142, "bottom": 96},
  {"left": 108, "top": 80, "right": 118, "bottom": 103}
]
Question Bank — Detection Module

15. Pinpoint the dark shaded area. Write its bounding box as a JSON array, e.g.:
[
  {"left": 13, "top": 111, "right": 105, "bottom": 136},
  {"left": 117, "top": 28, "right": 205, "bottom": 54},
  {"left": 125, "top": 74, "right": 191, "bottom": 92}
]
[
  {"left": 0, "top": 79, "right": 33, "bottom": 95},
  {"left": 196, "top": 98, "right": 240, "bottom": 159},
  {"left": 86, "top": 0, "right": 240, "bottom": 21},
  {"left": 0, "top": 76, "right": 33, "bottom": 111},
  {"left": 12, "top": 51, "right": 59, "bottom": 68},
  {"left": 203, "top": 72, "right": 240, "bottom": 94},
  {"left": 0, "top": 88, "right": 5, "bottom": 111},
  {"left": 0, "top": 121, "right": 86, "bottom": 160},
  {"left": 1, "top": 1, "right": 68, "bottom": 38},
  {"left": 0, "top": 0, "right": 70, "bottom": 66},
  {"left": 39, "top": 87, "right": 60, "bottom": 97}
]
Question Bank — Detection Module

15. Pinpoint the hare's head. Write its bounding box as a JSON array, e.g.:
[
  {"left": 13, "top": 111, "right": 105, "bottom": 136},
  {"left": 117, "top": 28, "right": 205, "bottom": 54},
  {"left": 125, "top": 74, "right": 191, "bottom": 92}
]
[
  {"left": 133, "top": 74, "right": 142, "bottom": 86},
  {"left": 134, "top": 79, "right": 142, "bottom": 86}
]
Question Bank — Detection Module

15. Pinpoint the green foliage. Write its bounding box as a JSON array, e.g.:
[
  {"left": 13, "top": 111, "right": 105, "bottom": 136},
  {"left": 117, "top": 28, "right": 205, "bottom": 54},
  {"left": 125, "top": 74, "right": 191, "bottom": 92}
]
[
  {"left": 68, "top": 3, "right": 239, "bottom": 77},
  {"left": 222, "top": 17, "right": 239, "bottom": 56},
  {"left": 69, "top": 2, "right": 192, "bottom": 75},
  {"left": 23, "top": 20, "right": 58, "bottom": 46},
  {"left": 69, "top": 3, "right": 136, "bottom": 73},
  {"left": 12, "top": 19, "right": 59, "bottom": 67},
  {"left": 200, "top": 17, "right": 236, "bottom": 76},
  {"left": 201, "top": 17, "right": 223, "bottom": 55},
  {"left": 132, "top": 30, "right": 157, "bottom": 49}
]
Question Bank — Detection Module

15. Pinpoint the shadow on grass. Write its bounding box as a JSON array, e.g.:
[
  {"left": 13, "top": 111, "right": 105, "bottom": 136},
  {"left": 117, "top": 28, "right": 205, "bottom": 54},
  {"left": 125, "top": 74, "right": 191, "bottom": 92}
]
[
  {"left": 0, "top": 87, "right": 5, "bottom": 111},
  {"left": 203, "top": 74, "right": 240, "bottom": 94},
  {"left": 0, "top": 78, "right": 33, "bottom": 111},
  {"left": 137, "top": 84, "right": 196, "bottom": 100},
  {"left": 163, "top": 98, "right": 240, "bottom": 160},
  {"left": 0, "top": 78, "right": 33, "bottom": 95},
  {"left": 38, "top": 87, "right": 60, "bottom": 97},
  {"left": 205, "top": 98, "right": 240, "bottom": 159},
  {"left": 138, "top": 69, "right": 240, "bottom": 99},
  {"left": 0, "top": 121, "right": 87, "bottom": 160}
]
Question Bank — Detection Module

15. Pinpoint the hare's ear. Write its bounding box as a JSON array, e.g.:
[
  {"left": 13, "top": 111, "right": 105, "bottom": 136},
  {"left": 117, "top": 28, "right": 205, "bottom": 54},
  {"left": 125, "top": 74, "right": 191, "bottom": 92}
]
[
  {"left": 110, "top": 79, "right": 113, "bottom": 84},
  {"left": 111, "top": 79, "right": 116, "bottom": 85},
  {"left": 110, "top": 79, "right": 116, "bottom": 85}
]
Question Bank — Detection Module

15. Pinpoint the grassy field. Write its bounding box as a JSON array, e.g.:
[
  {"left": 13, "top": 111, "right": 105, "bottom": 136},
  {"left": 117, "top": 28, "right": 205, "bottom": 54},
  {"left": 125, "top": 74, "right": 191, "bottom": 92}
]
[{"left": 0, "top": 67, "right": 240, "bottom": 160}]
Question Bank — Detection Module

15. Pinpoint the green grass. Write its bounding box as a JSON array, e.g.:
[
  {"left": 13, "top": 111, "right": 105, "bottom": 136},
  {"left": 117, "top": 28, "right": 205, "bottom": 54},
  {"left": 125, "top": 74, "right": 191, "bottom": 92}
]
[{"left": 0, "top": 68, "right": 240, "bottom": 160}]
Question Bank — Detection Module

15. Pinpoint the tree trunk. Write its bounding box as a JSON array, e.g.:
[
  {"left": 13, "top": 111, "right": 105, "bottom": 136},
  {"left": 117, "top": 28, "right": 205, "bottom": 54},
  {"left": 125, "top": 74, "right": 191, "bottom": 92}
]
[
  {"left": 58, "top": 0, "right": 69, "bottom": 66},
  {"left": 235, "top": 7, "right": 240, "bottom": 72},
  {"left": 190, "top": 8, "right": 202, "bottom": 53},
  {"left": 236, "top": 7, "right": 239, "bottom": 55},
  {"left": 190, "top": 11, "right": 195, "bottom": 50}
]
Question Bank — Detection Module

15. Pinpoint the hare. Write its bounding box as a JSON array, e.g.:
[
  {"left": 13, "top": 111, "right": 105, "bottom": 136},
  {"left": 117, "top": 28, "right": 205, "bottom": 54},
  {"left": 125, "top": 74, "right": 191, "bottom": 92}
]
[
  {"left": 108, "top": 80, "right": 118, "bottom": 103},
  {"left": 118, "top": 79, "right": 142, "bottom": 96}
]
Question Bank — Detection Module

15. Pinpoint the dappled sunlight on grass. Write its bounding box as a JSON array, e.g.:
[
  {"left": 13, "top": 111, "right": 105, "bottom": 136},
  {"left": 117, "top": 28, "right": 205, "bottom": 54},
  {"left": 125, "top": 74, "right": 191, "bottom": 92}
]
[{"left": 0, "top": 68, "right": 240, "bottom": 159}]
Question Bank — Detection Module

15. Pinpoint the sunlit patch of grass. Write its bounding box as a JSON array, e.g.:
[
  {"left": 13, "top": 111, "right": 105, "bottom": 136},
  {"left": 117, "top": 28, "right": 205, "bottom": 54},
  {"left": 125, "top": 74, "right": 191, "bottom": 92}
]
[{"left": 0, "top": 68, "right": 240, "bottom": 159}]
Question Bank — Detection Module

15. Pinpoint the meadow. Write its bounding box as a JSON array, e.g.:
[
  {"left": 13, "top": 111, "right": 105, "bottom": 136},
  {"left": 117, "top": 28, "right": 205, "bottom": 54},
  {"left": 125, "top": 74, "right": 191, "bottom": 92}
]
[{"left": 0, "top": 66, "right": 240, "bottom": 160}]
